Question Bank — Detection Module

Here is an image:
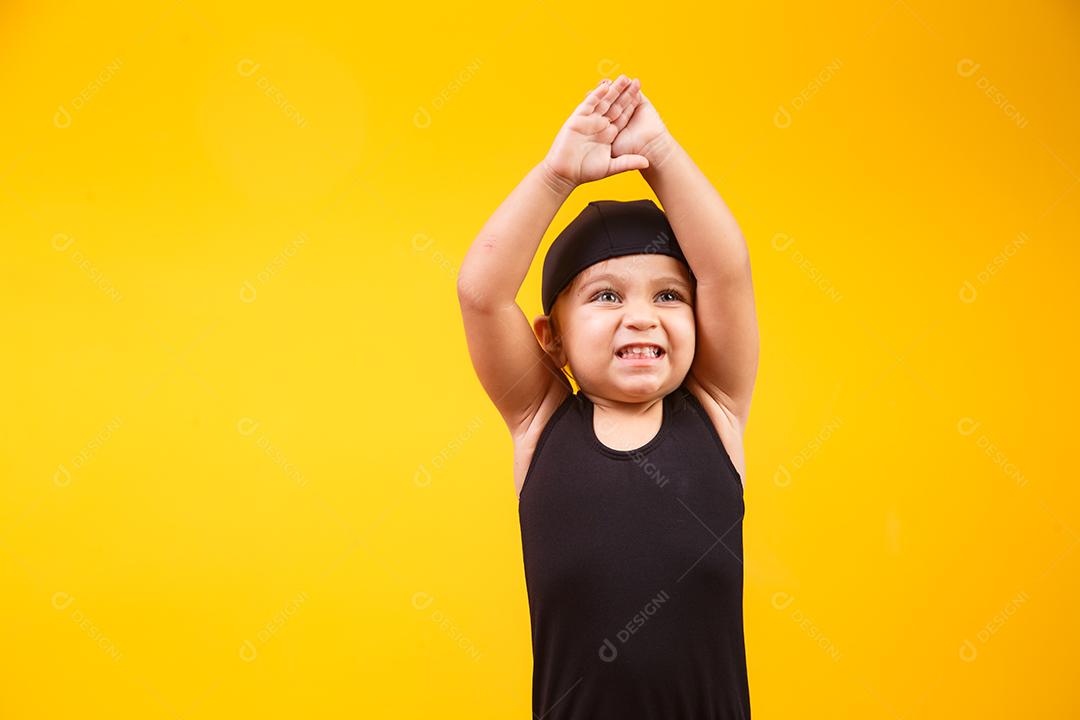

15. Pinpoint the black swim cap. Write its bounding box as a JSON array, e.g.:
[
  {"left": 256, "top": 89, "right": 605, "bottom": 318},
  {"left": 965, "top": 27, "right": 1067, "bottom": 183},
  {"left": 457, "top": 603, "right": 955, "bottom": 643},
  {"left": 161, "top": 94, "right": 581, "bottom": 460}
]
[{"left": 541, "top": 199, "right": 694, "bottom": 315}]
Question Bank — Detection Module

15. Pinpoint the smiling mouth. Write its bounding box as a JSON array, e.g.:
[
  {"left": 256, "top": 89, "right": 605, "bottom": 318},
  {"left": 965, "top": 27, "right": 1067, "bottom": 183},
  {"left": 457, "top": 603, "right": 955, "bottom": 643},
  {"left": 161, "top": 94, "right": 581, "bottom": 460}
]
[{"left": 615, "top": 344, "right": 665, "bottom": 360}]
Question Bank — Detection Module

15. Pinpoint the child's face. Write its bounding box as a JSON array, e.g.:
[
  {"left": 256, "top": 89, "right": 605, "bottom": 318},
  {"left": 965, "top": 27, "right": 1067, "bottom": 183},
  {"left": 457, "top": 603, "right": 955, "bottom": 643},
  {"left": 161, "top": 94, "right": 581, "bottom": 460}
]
[{"left": 544, "top": 253, "right": 696, "bottom": 401}]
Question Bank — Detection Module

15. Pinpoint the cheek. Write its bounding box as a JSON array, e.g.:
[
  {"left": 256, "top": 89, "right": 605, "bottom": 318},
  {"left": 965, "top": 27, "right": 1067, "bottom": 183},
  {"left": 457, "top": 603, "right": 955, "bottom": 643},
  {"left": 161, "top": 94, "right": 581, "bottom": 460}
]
[
  {"left": 565, "top": 327, "right": 614, "bottom": 364},
  {"left": 672, "top": 314, "right": 697, "bottom": 352},
  {"left": 573, "top": 316, "right": 615, "bottom": 344}
]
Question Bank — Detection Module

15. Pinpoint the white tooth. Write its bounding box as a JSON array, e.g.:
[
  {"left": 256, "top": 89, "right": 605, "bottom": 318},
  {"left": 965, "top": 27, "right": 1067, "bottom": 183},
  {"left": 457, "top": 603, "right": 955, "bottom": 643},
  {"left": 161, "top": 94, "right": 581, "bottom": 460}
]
[{"left": 624, "top": 346, "right": 655, "bottom": 357}]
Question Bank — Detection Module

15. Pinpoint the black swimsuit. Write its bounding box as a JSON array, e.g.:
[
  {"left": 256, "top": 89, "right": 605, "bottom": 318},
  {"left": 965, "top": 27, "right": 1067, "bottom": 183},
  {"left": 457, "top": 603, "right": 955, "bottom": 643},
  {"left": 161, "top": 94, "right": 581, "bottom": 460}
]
[{"left": 518, "top": 384, "right": 750, "bottom": 719}]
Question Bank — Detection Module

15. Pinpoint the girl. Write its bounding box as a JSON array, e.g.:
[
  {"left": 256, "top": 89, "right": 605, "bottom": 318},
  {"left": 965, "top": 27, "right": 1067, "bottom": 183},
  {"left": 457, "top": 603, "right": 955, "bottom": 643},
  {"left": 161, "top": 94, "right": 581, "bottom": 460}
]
[{"left": 457, "top": 74, "right": 759, "bottom": 720}]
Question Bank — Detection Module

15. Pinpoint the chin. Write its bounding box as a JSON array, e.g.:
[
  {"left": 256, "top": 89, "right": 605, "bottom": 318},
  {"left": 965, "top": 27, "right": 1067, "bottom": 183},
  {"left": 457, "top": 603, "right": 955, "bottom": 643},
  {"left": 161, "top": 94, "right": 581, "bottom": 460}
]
[{"left": 611, "top": 377, "right": 668, "bottom": 396}]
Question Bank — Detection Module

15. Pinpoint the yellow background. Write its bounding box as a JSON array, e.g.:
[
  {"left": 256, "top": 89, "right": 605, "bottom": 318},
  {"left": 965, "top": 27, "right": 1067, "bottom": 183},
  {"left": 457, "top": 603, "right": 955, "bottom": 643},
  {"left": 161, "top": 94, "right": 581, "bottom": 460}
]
[{"left": 2, "top": 0, "right": 1078, "bottom": 717}]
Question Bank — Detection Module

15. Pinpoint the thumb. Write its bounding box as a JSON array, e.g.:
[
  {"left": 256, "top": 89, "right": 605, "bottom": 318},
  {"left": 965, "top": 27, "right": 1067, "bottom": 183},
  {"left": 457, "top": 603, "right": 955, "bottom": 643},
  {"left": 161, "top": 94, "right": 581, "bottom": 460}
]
[{"left": 606, "top": 154, "right": 650, "bottom": 176}]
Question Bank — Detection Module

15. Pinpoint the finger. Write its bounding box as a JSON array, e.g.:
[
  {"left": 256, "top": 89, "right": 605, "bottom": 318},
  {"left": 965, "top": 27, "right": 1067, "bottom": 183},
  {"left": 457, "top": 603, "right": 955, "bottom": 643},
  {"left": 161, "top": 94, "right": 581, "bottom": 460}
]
[
  {"left": 585, "top": 113, "right": 611, "bottom": 135},
  {"left": 594, "top": 74, "right": 630, "bottom": 116},
  {"left": 611, "top": 97, "right": 636, "bottom": 132},
  {"left": 605, "top": 77, "right": 640, "bottom": 122},
  {"left": 610, "top": 81, "right": 642, "bottom": 129},
  {"left": 600, "top": 75, "right": 630, "bottom": 114},
  {"left": 606, "top": 154, "right": 650, "bottom": 176},
  {"left": 574, "top": 79, "right": 614, "bottom": 116},
  {"left": 584, "top": 78, "right": 608, "bottom": 99},
  {"left": 609, "top": 91, "right": 636, "bottom": 130},
  {"left": 566, "top": 112, "right": 611, "bottom": 137},
  {"left": 604, "top": 89, "right": 630, "bottom": 122}
]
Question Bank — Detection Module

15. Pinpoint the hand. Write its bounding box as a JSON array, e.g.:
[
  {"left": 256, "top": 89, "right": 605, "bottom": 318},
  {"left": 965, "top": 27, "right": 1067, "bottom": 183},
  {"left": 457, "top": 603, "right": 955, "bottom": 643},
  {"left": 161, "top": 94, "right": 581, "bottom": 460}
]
[
  {"left": 542, "top": 75, "right": 650, "bottom": 190},
  {"left": 610, "top": 79, "right": 671, "bottom": 166}
]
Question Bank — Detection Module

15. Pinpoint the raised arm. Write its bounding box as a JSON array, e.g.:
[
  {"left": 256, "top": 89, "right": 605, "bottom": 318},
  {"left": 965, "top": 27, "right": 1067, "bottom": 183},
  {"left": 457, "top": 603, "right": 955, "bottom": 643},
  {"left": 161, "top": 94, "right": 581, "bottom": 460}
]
[
  {"left": 457, "top": 75, "right": 650, "bottom": 436},
  {"left": 613, "top": 81, "right": 759, "bottom": 430}
]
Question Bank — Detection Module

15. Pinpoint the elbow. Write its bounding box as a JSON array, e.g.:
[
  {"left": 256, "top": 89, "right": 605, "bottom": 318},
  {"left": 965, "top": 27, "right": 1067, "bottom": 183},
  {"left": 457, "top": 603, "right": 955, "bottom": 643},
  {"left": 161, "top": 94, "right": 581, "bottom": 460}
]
[
  {"left": 456, "top": 271, "right": 495, "bottom": 312},
  {"left": 457, "top": 241, "right": 516, "bottom": 311}
]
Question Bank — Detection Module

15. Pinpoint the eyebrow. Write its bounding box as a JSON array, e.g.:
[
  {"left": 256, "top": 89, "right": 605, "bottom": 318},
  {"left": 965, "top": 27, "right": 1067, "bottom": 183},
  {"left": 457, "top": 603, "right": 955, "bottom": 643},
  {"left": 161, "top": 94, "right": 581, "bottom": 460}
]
[{"left": 577, "top": 273, "right": 693, "bottom": 294}]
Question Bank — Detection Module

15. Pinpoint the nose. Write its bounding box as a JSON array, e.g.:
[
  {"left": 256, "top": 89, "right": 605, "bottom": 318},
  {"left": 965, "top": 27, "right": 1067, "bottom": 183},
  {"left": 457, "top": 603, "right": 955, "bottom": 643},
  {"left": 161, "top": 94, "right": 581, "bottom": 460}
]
[{"left": 621, "top": 297, "right": 659, "bottom": 330}]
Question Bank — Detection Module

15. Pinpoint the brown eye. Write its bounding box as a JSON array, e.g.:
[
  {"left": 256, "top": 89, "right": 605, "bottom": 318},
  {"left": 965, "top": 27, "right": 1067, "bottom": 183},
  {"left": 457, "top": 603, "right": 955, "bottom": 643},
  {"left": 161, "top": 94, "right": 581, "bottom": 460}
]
[{"left": 657, "top": 289, "right": 683, "bottom": 302}]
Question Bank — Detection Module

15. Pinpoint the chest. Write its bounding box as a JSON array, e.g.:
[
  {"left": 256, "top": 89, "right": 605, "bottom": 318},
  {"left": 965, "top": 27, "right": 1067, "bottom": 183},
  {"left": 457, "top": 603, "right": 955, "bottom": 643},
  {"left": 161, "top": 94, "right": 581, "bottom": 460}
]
[
  {"left": 517, "top": 405, "right": 745, "bottom": 594},
  {"left": 513, "top": 385, "right": 746, "bottom": 500}
]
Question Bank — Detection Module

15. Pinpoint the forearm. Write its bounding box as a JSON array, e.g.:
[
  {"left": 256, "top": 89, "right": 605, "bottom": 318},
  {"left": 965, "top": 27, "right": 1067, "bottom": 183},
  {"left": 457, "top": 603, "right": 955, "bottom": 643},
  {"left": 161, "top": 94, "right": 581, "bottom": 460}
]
[
  {"left": 640, "top": 133, "right": 750, "bottom": 282},
  {"left": 458, "top": 161, "right": 574, "bottom": 309}
]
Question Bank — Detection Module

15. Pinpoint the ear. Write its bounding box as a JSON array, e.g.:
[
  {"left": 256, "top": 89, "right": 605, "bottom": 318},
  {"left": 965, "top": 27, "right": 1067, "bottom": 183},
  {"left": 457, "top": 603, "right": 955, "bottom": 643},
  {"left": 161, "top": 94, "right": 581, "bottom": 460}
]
[{"left": 533, "top": 314, "right": 567, "bottom": 366}]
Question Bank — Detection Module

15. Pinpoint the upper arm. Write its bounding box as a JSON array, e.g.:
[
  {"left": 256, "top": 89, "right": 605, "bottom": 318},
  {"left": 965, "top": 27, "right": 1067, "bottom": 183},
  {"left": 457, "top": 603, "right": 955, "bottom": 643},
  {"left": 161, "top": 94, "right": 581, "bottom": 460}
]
[
  {"left": 457, "top": 289, "right": 571, "bottom": 437},
  {"left": 688, "top": 260, "right": 760, "bottom": 430}
]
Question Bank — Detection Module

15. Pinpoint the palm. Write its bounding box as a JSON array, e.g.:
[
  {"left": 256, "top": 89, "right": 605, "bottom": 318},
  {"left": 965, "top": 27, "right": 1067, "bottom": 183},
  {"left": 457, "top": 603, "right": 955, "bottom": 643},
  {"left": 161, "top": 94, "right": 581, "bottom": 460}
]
[
  {"left": 550, "top": 114, "right": 623, "bottom": 184},
  {"left": 544, "top": 76, "right": 650, "bottom": 187},
  {"left": 611, "top": 89, "right": 666, "bottom": 159}
]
